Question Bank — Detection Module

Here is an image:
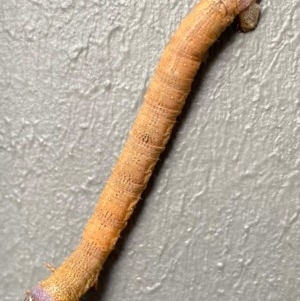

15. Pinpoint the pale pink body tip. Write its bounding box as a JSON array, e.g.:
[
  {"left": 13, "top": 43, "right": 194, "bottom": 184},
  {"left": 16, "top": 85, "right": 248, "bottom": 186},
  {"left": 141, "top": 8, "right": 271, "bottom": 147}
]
[
  {"left": 24, "top": 286, "right": 54, "bottom": 301},
  {"left": 238, "top": 0, "right": 256, "bottom": 12}
]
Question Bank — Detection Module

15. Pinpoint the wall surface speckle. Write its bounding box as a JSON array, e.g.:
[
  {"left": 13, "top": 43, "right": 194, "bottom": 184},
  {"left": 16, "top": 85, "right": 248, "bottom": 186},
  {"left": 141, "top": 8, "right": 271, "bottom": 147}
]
[{"left": 0, "top": 1, "right": 299, "bottom": 301}]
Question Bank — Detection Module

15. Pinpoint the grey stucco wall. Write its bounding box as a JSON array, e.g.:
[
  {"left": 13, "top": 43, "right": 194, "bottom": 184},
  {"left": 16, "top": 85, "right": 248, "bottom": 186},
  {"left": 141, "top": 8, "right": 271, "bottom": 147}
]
[{"left": 0, "top": 0, "right": 299, "bottom": 300}]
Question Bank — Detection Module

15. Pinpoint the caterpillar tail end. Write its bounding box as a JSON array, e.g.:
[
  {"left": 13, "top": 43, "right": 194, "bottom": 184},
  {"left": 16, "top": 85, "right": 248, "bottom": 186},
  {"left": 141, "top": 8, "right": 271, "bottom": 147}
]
[
  {"left": 25, "top": 285, "right": 54, "bottom": 301},
  {"left": 238, "top": 0, "right": 260, "bottom": 32}
]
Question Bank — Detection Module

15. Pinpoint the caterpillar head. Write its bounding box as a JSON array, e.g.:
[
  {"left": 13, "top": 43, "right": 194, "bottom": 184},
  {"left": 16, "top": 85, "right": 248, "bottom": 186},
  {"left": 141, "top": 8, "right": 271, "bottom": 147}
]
[{"left": 238, "top": 0, "right": 260, "bottom": 32}]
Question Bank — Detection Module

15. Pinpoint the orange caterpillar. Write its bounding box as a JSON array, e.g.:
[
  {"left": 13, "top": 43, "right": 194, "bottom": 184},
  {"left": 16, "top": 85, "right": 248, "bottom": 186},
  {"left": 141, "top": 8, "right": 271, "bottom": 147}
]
[{"left": 25, "top": 1, "right": 260, "bottom": 301}]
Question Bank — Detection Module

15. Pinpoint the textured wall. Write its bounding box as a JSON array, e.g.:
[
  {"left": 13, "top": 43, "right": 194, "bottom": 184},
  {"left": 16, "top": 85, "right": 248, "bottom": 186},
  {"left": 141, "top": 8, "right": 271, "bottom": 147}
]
[{"left": 0, "top": 0, "right": 299, "bottom": 300}]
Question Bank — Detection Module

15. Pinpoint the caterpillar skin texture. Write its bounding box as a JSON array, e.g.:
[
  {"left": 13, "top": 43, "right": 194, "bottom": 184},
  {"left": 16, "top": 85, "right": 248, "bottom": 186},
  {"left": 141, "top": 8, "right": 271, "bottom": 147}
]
[{"left": 25, "top": 1, "right": 260, "bottom": 301}]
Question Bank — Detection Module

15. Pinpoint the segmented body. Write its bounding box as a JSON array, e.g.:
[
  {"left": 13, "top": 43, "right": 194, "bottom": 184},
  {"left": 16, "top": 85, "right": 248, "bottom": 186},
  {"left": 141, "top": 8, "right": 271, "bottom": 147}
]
[{"left": 25, "top": 1, "right": 259, "bottom": 301}]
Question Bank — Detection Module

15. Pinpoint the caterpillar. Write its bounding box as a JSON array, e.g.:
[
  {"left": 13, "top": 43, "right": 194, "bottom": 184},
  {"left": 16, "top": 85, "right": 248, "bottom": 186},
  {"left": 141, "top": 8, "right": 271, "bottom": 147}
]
[{"left": 25, "top": 1, "right": 260, "bottom": 301}]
